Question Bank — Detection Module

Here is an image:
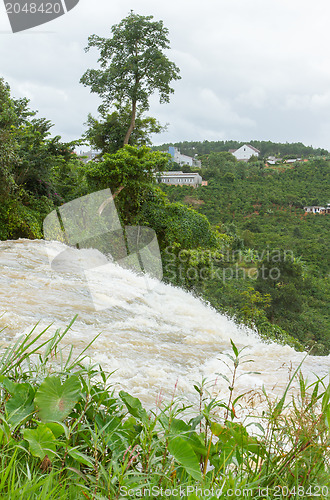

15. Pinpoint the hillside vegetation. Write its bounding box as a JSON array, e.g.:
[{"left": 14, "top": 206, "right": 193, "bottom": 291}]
[{"left": 159, "top": 151, "right": 330, "bottom": 355}]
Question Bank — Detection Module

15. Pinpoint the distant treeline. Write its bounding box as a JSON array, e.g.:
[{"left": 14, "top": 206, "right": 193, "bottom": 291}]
[{"left": 153, "top": 140, "right": 328, "bottom": 158}]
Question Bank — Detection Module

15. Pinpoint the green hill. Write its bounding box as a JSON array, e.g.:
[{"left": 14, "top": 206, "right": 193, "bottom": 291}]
[{"left": 159, "top": 155, "right": 330, "bottom": 354}]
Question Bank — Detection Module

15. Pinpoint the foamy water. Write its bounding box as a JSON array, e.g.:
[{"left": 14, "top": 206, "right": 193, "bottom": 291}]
[{"left": 0, "top": 239, "right": 329, "bottom": 409}]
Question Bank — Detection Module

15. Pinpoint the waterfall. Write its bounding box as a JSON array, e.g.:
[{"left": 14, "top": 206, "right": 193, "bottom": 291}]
[{"left": 1, "top": 239, "right": 329, "bottom": 407}]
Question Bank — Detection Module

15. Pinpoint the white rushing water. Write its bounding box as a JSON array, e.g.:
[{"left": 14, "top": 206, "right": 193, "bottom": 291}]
[{"left": 0, "top": 239, "right": 329, "bottom": 410}]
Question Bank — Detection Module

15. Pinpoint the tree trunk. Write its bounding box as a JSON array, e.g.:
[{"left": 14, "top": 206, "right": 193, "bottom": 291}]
[{"left": 123, "top": 100, "right": 137, "bottom": 145}]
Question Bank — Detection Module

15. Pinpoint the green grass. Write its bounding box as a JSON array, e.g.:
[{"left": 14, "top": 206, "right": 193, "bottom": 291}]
[{"left": 0, "top": 319, "right": 329, "bottom": 499}]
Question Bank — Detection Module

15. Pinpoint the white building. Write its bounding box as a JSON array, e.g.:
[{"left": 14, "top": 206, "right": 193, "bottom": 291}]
[
  {"left": 304, "top": 204, "right": 330, "bottom": 214},
  {"left": 157, "top": 171, "right": 203, "bottom": 187},
  {"left": 168, "top": 146, "right": 201, "bottom": 168},
  {"left": 285, "top": 158, "right": 302, "bottom": 164},
  {"left": 267, "top": 156, "right": 282, "bottom": 165},
  {"left": 229, "top": 144, "right": 260, "bottom": 162}
]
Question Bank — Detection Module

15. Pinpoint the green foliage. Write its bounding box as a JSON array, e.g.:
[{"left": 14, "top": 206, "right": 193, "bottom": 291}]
[
  {"left": 119, "top": 390, "right": 148, "bottom": 424},
  {"left": 49, "top": 153, "right": 88, "bottom": 203},
  {"left": 35, "top": 376, "right": 81, "bottom": 422},
  {"left": 0, "top": 194, "right": 54, "bottom": 240},
  {"left": 0, "top": 77, "right": 23, "bottom": 197},
  {"left": 0, "top": 78, "right": 85, "bottom": 240},
  {"left": 138, "top": 193, "right": 224, "bottom": 290},
  {"left": 84, "top": 106, "right": 165, "bottom": 155},
  {"left": 141, "top": 200, "right": 218, "bottom": 250},
  {"left": 5, "top": 382, "right": 35, "bottom": 429},
  {"left": 239, "top": 287, "right": 271, "bottom": 326},
  {"left": 85, "top": 145, "right": 170, "bottom": 224},
  {"left": 167, "top": 436, "right": 202, "bottom": 480},
  {"left": 255, "top": 249, "right": 304, "bottom": 318},
  {"left": 23, "top": 425, "right": 57, "bottom": 460}
]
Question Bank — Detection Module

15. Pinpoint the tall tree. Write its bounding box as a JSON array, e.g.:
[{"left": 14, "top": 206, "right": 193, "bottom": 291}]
[{"left": 80, "top": 11, "right": 180, "bottom": 146}]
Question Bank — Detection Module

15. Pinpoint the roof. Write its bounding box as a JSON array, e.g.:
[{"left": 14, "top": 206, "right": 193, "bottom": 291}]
[
  {"left": 246, "top": 144, "right": 260, "bottom": 153},
  {"left": 160, "top": 171, "right": 201, "bottom": 177},
  {"left": 229, "top": 145, "right": 261, "bottom": 154}
]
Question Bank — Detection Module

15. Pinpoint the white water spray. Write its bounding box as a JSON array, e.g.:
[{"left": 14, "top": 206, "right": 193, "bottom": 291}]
[{"left": 0, "top": 239, "right": 329, "bottom": 407}]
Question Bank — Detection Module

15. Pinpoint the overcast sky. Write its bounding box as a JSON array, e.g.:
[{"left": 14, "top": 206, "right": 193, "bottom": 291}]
[{"left": 2, "top": 0, "right": 330, "bottom": 150}]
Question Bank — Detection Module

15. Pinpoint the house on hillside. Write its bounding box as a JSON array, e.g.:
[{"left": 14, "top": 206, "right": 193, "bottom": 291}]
[
  {"left": 304, "top": 204, "right": 330, "bottom": 214},
  {"left": 168, "top": 146, "right": 202, "bottom": 168},
  {"left": 229, "top": 144, "right": 260, "bottom": 162},
  {"left": 156, "top": 171, "right": 203, "bottom": 187},
  {"left": 285, "top": 158, "right": 302, "bottom": 164},
  {"left": 267, "top": 156, "right": 282, "bottom": 164}
]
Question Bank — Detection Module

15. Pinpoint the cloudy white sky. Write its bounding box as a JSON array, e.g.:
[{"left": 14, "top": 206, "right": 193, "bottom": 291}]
[{"left": 2, "top": 0, "right": 330, "bottom": 149}]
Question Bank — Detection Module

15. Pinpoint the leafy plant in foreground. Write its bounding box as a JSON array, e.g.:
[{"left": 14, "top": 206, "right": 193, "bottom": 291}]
[{"left": 0, "top": 323, "right": 328, "bottom": 499}]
